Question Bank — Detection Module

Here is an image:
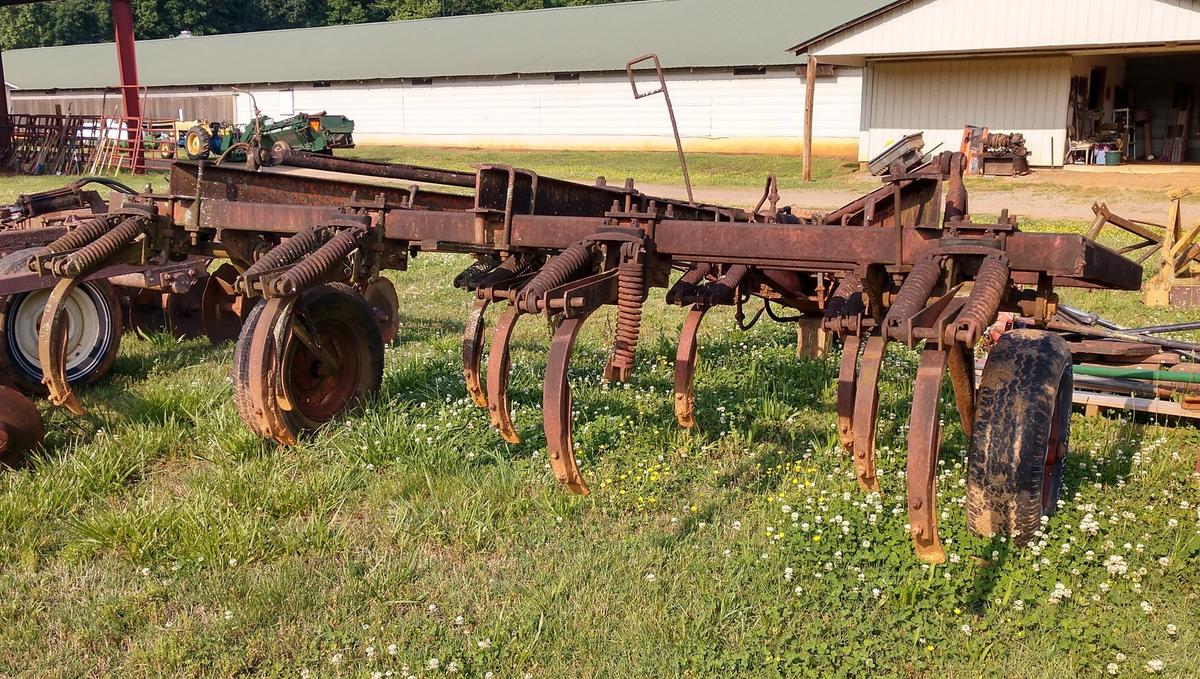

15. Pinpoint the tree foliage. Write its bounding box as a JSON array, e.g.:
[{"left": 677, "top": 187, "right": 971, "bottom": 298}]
[{"left": 0, "top": 0, "right": 632, "bottom": 50}]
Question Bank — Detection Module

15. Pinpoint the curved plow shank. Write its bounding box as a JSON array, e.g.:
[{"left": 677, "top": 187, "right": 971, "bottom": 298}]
[
  {"left": 463, "top": 298, "right": 490, "bottom": 408},
  {"left": 836, "top": 334, "right": 862, "bottom": 452},
  {"left": 37, "top": 278, "right": 86, "bottom": 416},
  {"left": 246, "top": 297, "right": 300, "bottom": 445},
  {"left": 543, "top": 311, "right": 595, "bottom": 495},
  {"left": 851, "top": 335, "right": 887, "bottom": 492},
  {"left": 907, "top": 347, "right": 949, "bottom": 564},
  {"left": 947, "top": 343, "right": 977, "bottom": 441},
  {"left": 486, "top": 307, "right": 522, "bottom": 444},
  {"left": 673, "top": 305, "right": 709, "bottom": 428},
  {"left": 0, "top": 386, "right": 44, "bottom": 466}
]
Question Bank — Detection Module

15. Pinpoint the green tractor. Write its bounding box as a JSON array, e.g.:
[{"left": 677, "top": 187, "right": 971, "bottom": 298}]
[{"left": 182, "top": 111, "right": 355, "bottom": 161}]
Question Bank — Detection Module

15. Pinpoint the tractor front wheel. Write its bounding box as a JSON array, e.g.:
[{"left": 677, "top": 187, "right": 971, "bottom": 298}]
[{"left": 184, "top": 126, "right": 212, "bottom": 160}]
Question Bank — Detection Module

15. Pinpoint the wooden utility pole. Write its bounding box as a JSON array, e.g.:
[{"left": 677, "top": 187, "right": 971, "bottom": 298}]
[{"left": 802, "top": 55, "right": 817, "bottom": 182}]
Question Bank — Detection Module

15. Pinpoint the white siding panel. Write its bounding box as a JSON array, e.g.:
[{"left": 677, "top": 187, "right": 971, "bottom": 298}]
[
  {"left": 815, "top": 0, "right": 1200, "bottom": 59},
  {"left": 235, "top": 68, "right": 863, "bottom": 153},
  {"left": 862, "top": 57, "right": 1070, "bottom": 167}
]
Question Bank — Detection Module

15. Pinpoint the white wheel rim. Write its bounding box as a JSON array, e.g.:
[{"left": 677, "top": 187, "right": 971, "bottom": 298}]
[{"left": 12, "top": 287, "right": 103, "bottom": 374}]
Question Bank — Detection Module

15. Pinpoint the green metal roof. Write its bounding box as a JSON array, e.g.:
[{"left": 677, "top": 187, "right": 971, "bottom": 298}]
[{"left": 3, "top": 0, "right": 890, "bottom": 90}]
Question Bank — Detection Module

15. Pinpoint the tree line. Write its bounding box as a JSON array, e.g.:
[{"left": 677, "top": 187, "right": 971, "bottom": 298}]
[{"left": 0, "top": 0, "right": 631, "bottom": 50}]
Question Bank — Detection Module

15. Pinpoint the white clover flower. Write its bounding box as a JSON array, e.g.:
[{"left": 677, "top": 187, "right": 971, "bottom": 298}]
[
  {"left": 330, "top": 653, "right": 343, "bottom": 665},
  {"left": 427, "top": 658, "right": 440, "bottom": 670},
  {"left": 1048, "top": 582, "right": 1073, "bottom": 604},
  {"left": 1105, "top": 555, "right": 1129, "bottom": 576},
  {"left": 1146, "top": 659, "right": 1164, "bottom": 673},
  {"left": 447, "top": 660, "right": 459, "bottom": 674},
  {"left": 1012, "top": 599, "right": 1025, "bottom": 612},
  {"left": 478, "top": 638, "right": 492, "bottom": 650},
  {"left": 1079, "top": 514, "right": 1100, "bottom": 535},
  {"left": 1106, "top": 662, "right": 1119, "bottom": 675},
  {"left": 1141, "top": 601, "right": 1154, "bottom": 615},
  {"left": 1158, "top": 556, "right": 1170, "bottom": 567},
  {"left": 388, "top": 644, "right": 399, "bottom": 655},
  {"left": 1166, "top": 624, "right": 1178, "bottom": 637},
  {"left": 961, "top": 624, "right": 971, "bottom": 637},
  {"left": 784, "top": 567, "right": 794, "bottom": 581}
]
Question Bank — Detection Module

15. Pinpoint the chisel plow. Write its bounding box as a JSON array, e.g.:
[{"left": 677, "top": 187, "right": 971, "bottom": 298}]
[{"left": 0, "top": 150, "right": 1142, "bottom": 563}]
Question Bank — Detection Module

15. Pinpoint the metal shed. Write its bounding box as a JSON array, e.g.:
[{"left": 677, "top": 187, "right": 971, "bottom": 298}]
[
  {"left": 4, "top": 0, "right": 890, "bottom": 157},
  {"left": 793, "top": 0, "right": 1200, "bottom": 168}
]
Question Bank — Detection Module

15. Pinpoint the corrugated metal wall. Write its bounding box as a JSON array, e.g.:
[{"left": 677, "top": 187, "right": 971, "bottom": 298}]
[
  {"left": 8, "top": 90, "right": 235, "bottom": 121},
  {"left": 814, "top": 0, "right": 1200, "bottom": 60},
  {"left": 231, "top": 68, "right": 864, "bottom": 155},
  {"left": 861, "top": 57, "right": 1070, "bottom": 167}
]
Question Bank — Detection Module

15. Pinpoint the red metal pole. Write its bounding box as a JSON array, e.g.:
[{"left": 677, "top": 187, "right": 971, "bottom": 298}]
[{"left": 111, "top": 0, "right": 142, "bottom": 172}]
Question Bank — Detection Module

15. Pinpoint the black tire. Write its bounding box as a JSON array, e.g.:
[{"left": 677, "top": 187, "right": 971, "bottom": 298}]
[
  {"left": 966, "top": 329, "right": 1072, "bottom": 544},
  {"left": 0, "top": 249, "right": 122, "bottom": 395},
  {"left": 184, "top": 126, "right": 212, "bottom": 160},
  {"left": 232, "top": 283, "right": 383, "bottom": 442}
]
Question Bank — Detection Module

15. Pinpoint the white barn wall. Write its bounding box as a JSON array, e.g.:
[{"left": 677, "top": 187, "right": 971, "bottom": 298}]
[
  {"left": 812, "top": 0, "right": 1200, "bottom": 60},
  {"left": 861, "top": 57, "right": 1070, "bottom": 167},
  {"left": 234, "top": 68, "right": 863, "bottom": 156}
]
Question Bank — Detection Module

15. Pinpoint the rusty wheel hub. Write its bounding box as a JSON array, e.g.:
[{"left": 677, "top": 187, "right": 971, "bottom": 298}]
[{"left": 286, "top": 321, "right": 361, "bottom": 423}]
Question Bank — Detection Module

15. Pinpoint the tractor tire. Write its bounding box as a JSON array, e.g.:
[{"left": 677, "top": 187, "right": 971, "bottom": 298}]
[
  {"left": 0, "top": 249, "right": 122, "bottom": 396},
  {"left": 966, "top": 330, "right": 1072, "bottom": 545},
  {"left": 158, "top": 140, "right": 176, "bottom": 159},
  {"left": 184, "top": 126, "right": 212, "bottom": 160}
]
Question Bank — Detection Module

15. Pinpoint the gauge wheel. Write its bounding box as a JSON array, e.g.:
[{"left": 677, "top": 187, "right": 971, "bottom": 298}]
[{"left": 0, "top": 249, "right": 122, "bottom": 395}]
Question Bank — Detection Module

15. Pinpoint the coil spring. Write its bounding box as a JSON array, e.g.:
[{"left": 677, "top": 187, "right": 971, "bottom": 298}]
[
  {"left": 718, "top": 265, "right": 750, "bottom": 288},
  {"left": 55, "top": 216, "right": 148, "bottom": 277},
  {"left": 883, "top": 256, "right": 943, "bottom": 331},
  {"left": 825, "top": 273, "right": 864, "bottom": 319},
  {"left": 699, "top": 264, "right": 749, "bottom": 305},
  {"left": 275, "top": 227, "right": 367, "bottom": 296},
  {"left": 243, "top": 227, "right": 325, "bottom": 280},
  {"left": 955, "top": 255, "right": 1010, "bottom": 344},
  {"left": 666, "top": 263, "right": 713, "bottom": 304},
  {"left": 518, "top": 242, "right": 592, "bottom": 313},
  {"left": 609, "top": 259, "right": 647, "bottom": 378},
  {"left": 34, "top": 215, "right": 113, "bottom": 263},
  {"left": 478, "top": 252, "right": 538, "bottom": 288},
  {"left": 454, "top": 254, "right": 501, "bottom": 291}
]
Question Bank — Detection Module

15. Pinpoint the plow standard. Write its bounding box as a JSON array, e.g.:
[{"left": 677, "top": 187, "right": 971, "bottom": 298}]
[{"left": 0, "top": 149, "right": 1145, "bottom": 563}]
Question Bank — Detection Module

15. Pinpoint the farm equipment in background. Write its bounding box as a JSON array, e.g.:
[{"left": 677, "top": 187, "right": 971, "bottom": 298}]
[
  {"left": 164, "top": 111, "right": 356, "bottom": 161},
  {"left": 1089, "top": 189, "right": 1200, "bottom": 307},
  {"left": 0, "top": 146, "right": 1155, "bottom": 565},
  {"left": 962, "top": 125, "right": 1031, "bottom": 177}
]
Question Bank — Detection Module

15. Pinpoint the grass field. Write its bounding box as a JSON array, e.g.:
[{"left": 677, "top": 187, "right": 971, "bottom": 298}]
[{"left": 1, "top": 166, "right": 1199, "bottom": 677}]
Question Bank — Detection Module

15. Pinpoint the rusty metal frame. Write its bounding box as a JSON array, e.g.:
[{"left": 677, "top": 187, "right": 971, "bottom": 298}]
[{"left": 0, "top": 149, "right": 1145, "bottom": 564}]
